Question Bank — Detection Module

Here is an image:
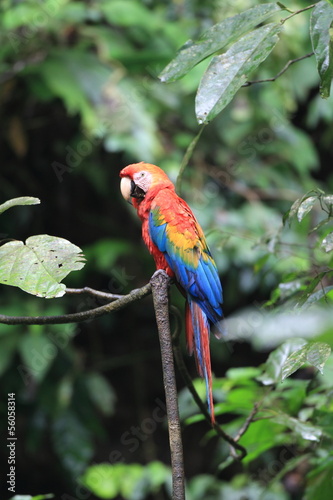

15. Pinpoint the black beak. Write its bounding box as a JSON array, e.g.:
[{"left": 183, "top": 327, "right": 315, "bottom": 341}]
[{"left": 130, "top": 180, "right": 145, "bottom": 200}]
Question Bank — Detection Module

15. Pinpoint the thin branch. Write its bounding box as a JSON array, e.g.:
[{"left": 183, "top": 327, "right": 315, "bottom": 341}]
[
  {"left": 151, "top": 271, "right": 185, "bottom": 500},
  {"left": 243, "top": 52, "right": 314, "bottom": 87},
  {"left": 233, "top": 402, "right": 259, "bottom": 442},
  {"left": 170, "top": 307, "right": 247, "bottom": 460},
  {"left": 0, "top": 284, "right": 151, "bottom": 325},
  {"left": 281, "top": 3, "right": 317, "bottom": 24},
  {"left": 66, "top": 287, "right": 124, "bottom": 300},
  {"left": 176, "top": 124, "right": 206, "bottom": 194}
]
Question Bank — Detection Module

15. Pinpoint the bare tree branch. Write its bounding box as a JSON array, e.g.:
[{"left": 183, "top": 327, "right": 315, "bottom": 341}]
[
  {"left": 0, "top": 283, "right": 151, "bottom": 325},
  {"left": 243, "top": 52, "right": 314, "bottom": 87},
  {"left": 151, "top": 271, "right": 185, "bottom": 500},
  {"left": 66, "top": 287, "right": 124, "bottom": 300},
  {"left": 280, "top": 3, "right": 317, "bottom": 24}
]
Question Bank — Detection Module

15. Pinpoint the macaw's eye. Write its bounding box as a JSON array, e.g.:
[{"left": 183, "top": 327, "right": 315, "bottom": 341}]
[{"left": 139, "top": 171, "right": 146, "bottom": 178}]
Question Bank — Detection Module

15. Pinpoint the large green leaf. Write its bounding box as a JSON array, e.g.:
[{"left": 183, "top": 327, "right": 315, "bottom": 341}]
[
  {"left": 195, "top": 23, "right": 282, "bottom": 123},
  {"left": 0, "top": 234, "right": 85, "bottom": 298},
  {"left": 310, "top": 1, "right": 333, "bottom": 98},
  {"left": 159, "top": 3, "right": 283, "bottom": 82},
  {"left": 0, "top": 196, "right": 40, "bottom": 215}
]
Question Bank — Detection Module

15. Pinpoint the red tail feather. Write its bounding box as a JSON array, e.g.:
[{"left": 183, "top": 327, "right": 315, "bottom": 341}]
[{"left": 185, "top": 300, "right": 215, "bottom": 423}]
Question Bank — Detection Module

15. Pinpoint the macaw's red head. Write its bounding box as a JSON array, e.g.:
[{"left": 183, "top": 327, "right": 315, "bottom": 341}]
[{"left": 120, "top": 162, "right": 174, "bottom": 205}]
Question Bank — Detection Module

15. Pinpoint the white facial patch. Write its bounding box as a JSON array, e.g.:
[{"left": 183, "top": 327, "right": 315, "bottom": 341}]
[{"left": 133, "top": 171, "right": 152, "bottom": 193}]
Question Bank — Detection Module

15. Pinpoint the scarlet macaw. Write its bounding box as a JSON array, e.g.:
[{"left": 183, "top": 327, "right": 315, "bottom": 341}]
[{"left": 120, "top": 162, "right": 223, "bottom": 422}]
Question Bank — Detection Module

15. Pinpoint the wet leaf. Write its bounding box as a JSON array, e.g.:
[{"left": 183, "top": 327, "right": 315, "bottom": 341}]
[
  {"left": 195, "top": 23, "right": 282, "bottom": 123},
  {"left": 159, "top": 3, "right": 283, "bottom": 82},
  {"left": 310, "top": 1, "right": 333, "bottom": 98},
  {"left": 0, "top": 235, "right": 85, "bottom": 298},
  {"left": 321, "top": 232, "right": 333, "bottom": 252}
]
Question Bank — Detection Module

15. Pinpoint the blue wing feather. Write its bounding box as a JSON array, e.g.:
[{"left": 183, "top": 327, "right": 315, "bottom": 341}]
[{"left": 149, "top": 209, "right": 223, "bottom": 325}]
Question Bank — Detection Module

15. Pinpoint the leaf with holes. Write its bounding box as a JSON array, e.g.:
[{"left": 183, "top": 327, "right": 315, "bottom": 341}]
[
  {"left": 195, "top": 23, "right": 282, "bottom": 123},
  {"left": 0, "top": 234, "right": 85, "bottom": 298},
  {"left": 310, "top": 1, "right": 333, "bottom": 98},
  {"left": 0, "top": 196, "right": 40, "bottom": 215},
  {"left": 159, "top": 3, "right": 283, "bottom": 82}
]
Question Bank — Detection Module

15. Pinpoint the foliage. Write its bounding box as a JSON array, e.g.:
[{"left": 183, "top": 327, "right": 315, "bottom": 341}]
[{"left": 1, "top": 0, "right": 333, "bottom": 499}]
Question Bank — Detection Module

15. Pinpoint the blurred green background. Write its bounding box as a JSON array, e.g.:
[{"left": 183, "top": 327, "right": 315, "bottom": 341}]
[{"left": 1, "top": 0, "right": 333, "bottom": 499}]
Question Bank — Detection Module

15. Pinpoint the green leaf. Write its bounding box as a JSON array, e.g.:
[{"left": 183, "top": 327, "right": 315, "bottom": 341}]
[
  {"left": 35, "top": 50, "right": 113, "bottom": 130},
  {"left": 81, "top": 463, "right": 120, "bottom": 499},
  {"left": 283, "top": 190, "right": 320, "bottom": 225},
  {"left": 321, "top": 232, "right": 333, "bottom": 252},
  {"left": 80, "top": 462, "right": 169, "bottom": 499},
  {"left": 52, "top": 410, "right": 94, "bottom": 478},
  {"left": 195, "top": 23, "right": 282, "bottom": 123},
  {"left": 159, "top": 3, "right": 283, "bottom": 82},
  {"left": 270, "top": 411, "right": 322, "bottom": 441},
  {"left": 19, "top": 334, "right": 57, "bottom": 383},
  {"left": 310, "top": 1, "right": 333, "bottom": 98},
  {"left": 258, "top": 339, "right": 307, "bottom": 385},
  {"left": 0, "top": 197, "right": 40, "bottom": 215},
  {"left": 297, "top": 196, "right": 317, "bottom": 222},
  {"left": 100, "top": 0, "right": 156, "bottom": 28},
  {"left": 305, "top": 458, "right": 333, "bottom": 500},
  {"left": 85, "top": 372, "right": 116, "bottom": 416},
  {"left": 0, "top": 234, "right": 85, "bottom": 298},
  {"left": 238, "top": 418, "right": 288, "bottom": 464},
  {"left": 307, "top": 342, "right": 331, "bottom": 374},
  {"left": 282, "top": 342, "right": 331, "bottom": 380}
]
